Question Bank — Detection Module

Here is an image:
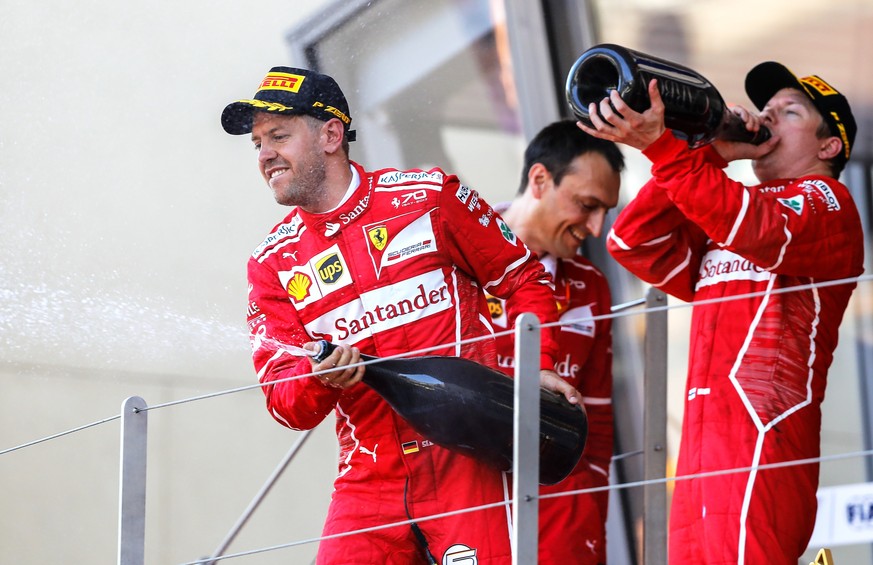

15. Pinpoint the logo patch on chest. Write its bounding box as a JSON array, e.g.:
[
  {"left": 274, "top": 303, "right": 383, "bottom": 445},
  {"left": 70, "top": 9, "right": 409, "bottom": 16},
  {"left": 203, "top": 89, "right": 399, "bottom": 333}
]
[
  {"left": 364, "top": 212, "right": 439, "bottom": 278},
  {"left": 278, "top": 244, "right": 353, "bottom": 307}
]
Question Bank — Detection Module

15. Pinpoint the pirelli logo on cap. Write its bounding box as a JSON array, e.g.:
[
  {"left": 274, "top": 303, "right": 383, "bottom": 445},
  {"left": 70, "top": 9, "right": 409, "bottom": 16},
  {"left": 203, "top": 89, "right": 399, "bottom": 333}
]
[
  {"left": 801, "top": 75, "right": 838, "bottom": 97},
  {"left": 258, "top": 72, "right": 305, "bottom": 93}
]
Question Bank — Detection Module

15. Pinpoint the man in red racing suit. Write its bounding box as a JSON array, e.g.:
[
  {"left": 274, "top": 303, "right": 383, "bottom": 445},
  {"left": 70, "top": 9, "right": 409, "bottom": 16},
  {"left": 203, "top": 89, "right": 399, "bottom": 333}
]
[
  {"left": 490, "top": 257, "right": 613, "bottom": 564},
  {"left": 223, "top": 66, "right": 575, "bottom": 564},
  {"left": 488, "top": 121, "right": 623, "bottom": 564},
  {"left": 582, "top": 63, "right": 863, "bottom": 563}
]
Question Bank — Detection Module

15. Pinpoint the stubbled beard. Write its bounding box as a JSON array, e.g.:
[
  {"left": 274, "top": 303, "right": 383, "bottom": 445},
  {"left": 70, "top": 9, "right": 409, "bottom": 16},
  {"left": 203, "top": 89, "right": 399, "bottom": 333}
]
[{"left": 272, "top": 152, "right": 327, "bottom": 208}]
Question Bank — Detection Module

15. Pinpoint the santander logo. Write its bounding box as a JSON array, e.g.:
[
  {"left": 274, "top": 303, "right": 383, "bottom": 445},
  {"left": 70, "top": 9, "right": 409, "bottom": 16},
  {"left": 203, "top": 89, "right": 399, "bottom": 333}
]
[
  {"left": 696, "top": 248, "right": 771, "bottom": 290},
  {"left": 305, "top": 269, "right": 453, "bottom": 343}
]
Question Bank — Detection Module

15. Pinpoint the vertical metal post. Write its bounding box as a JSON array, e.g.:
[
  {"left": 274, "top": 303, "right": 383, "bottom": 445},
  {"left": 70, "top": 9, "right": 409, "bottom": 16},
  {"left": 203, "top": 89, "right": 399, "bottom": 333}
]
[
  {"left": 643, "top": 288, "right": 668, "bottom": 564},
  {"left": 513, "top": 312, "right": 540, "bottom": 565},
  {"left": 118, "top": 396, "right": 148, "bottom": 565}
]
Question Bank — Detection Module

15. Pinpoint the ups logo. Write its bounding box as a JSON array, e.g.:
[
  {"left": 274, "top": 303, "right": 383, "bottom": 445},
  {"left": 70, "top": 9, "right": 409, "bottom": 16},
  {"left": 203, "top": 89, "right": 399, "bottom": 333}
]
[
  {"left": 487, "top": 297, "right": 504, "bottom": 319},
  {"left": 316, "top": 253, "right": 344, "bottom": 284}
]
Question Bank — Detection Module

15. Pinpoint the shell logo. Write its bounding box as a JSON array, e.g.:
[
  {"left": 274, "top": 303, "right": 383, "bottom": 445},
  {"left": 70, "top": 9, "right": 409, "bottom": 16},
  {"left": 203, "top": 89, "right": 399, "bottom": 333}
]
[{"left": 286, "top": 272, "right": 312, "bottom": 303}]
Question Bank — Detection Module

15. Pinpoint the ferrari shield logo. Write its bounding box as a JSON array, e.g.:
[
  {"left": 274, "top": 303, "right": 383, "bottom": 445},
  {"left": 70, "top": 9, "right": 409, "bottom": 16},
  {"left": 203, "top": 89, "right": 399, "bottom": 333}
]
[{"left": 368, "top": 226, "right": 388, "bottom": 251}]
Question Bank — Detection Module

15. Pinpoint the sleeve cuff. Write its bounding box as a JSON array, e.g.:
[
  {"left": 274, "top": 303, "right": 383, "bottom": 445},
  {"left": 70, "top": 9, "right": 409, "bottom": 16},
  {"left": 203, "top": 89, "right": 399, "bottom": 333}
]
[{"left": 643, "top": 130, "right": 728, "bottom": 169}]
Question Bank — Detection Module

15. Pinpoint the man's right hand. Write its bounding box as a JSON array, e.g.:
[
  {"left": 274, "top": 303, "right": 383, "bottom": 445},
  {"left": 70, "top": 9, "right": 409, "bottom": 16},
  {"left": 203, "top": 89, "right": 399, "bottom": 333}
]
[
  {"left": 577, "top": 78, "right": 667, "bottom": 151},
  {"left": 304, "top": 342, "right": 365, "bottom": 389}
]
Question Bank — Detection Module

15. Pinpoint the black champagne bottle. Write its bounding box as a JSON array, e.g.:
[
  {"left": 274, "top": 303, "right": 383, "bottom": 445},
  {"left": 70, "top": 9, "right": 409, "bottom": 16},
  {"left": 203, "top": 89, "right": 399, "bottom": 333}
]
[
  {"left": 566, "top": 43, "right": 770, "bottom": 148},
  {"left": 312, "top": 340, "right": 587, "bottom": 485}
]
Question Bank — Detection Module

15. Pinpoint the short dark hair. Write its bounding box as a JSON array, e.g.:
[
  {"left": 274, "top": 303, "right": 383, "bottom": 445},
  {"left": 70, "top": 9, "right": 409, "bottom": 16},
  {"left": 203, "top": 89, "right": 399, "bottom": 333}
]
[
  {"left": 301, "top": 114, "right": 351, "bottom": 157},
  {"left": 518, "top": 120, "right": 625, "bottom": 195}
]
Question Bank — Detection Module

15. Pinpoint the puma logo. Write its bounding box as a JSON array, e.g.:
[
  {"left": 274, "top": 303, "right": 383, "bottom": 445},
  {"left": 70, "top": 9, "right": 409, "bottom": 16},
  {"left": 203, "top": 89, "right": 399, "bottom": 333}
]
[
  {"left": 585, "top": 539, "right": 597, "bottom": 552},
  {"left": 359, "top": 444, "right": 378, "bottom": 463}
]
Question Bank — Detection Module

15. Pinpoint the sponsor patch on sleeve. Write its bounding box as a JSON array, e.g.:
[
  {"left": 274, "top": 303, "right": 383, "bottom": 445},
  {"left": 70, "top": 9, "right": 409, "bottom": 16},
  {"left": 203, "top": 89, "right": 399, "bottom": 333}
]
[
  {"left": 455, "top": 184, "right": 471, "bottom": 204},
  {"left": 777, "top": 195, "right": 804, "bottom": 216},
  {"left": 799, "top": 179, "right": 841, "bottom": 212},
  {"left": 497, "top": 217, "right": 517, "bottom": 245}
]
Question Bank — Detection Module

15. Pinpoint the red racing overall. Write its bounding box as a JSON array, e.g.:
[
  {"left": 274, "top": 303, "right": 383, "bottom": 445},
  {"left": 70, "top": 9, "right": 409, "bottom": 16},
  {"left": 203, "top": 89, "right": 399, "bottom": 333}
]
[
  {"left": 490, "top": 251, "right": 613, "bottom": 565},
  {"left": 248, "top": 162, "right": 559, "bottom": 564},
  {"left": 607, "top": 132, "right": 863, "bottom": 564}
]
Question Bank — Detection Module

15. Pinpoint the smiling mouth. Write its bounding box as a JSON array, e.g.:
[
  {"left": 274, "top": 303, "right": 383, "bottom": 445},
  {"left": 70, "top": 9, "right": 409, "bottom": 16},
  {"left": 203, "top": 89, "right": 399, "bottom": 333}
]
[
  {"left": 569, "top": 226, "right": 586, "bottom": 241},
  {"left": 269, "top": 168, "right": 288, "bottom": 179}
]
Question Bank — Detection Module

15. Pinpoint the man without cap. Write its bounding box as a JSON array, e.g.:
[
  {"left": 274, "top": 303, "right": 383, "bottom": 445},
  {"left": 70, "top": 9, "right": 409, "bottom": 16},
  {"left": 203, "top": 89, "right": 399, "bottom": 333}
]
[
  {"left": 580, "top": 63, "right": 864, "bottom": 564},
  {"left": 222, "top": 66, "right": 580, "bottom": 564},
  {"left": 487, "top": 120, "right": 623, "bottom": 564}
]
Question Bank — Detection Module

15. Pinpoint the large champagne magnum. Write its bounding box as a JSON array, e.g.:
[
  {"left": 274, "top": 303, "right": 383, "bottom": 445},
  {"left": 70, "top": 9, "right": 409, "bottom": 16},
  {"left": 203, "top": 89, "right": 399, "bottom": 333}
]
[
  {"left": 566, "top": 43, "right": 770, "bottom": 148},
  {"left": 312, "top": 340, "right": 587, "bottom": 485}
]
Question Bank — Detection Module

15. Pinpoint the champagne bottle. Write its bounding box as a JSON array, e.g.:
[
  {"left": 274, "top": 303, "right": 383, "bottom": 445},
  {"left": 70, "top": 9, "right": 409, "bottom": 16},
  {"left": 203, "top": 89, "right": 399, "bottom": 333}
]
[
  {"left": 312, "top": 340, "right": 587, "bottom": 485},
  {"left": 566, "top": 43, "right": 770, "bottom": 148}
]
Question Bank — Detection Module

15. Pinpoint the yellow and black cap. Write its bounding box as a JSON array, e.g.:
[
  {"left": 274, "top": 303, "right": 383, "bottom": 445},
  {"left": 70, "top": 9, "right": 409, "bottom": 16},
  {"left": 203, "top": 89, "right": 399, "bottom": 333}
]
[
  {"left": 745, "top": 62, "right": 855, "bottom": 166},
  {"left": 221, "top": 66, "right": 356, "bottom": 141}
]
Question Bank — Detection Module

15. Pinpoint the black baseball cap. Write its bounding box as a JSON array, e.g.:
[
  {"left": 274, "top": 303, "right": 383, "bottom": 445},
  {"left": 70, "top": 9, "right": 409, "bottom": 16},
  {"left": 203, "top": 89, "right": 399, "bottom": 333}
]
[
  {"left": 745, "top": 62, "right": 855, "bottom": 166},
  {"left": 221, "top": 66, "right": 356, "bottom": 141}
]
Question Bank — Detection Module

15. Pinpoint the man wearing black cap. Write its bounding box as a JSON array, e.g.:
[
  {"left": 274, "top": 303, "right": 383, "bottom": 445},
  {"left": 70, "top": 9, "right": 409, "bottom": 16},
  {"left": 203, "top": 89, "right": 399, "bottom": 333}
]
[
  {"left": 223, "top": 67, "right": 579, "bottom": 564},
  {"left": 580, "top": 63, "right": 864, "bottom": 564}
]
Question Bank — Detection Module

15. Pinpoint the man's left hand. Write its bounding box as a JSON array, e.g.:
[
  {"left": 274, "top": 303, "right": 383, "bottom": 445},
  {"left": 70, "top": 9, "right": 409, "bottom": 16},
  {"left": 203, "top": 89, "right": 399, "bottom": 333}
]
[{"left": 539, "top": 369, "right": 581, "bottom": 405}]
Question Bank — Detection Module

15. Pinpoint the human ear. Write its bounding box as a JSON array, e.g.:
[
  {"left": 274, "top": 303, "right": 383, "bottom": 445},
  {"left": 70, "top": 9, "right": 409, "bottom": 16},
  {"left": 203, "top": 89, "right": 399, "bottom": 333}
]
[
  {"left": 322, "top": 119, "right": 346, "bottom": 153},
  {"left": 818, "top": 136, "right": 843, "bottom": 162},
  {"left": 527, "top": 163, "right": 552, "bottom": 199}
]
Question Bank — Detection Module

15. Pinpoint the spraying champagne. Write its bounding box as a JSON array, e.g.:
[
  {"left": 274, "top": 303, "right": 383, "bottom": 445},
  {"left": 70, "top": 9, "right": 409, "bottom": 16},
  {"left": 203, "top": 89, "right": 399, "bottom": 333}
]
[{"left": 311, "top": 340, "right": 588, "bottom": 485}]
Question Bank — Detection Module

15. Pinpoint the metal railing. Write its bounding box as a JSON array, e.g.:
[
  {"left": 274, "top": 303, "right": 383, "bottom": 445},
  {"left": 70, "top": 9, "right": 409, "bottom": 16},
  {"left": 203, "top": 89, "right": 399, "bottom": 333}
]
[{"left": 116, "top": 313, "right": 577, "bottom": 565}]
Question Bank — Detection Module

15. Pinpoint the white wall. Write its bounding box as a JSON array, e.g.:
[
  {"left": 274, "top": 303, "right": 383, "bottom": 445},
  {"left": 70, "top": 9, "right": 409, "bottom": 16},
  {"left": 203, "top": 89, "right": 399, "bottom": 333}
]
[{"left": 0, "top": 1, "right": 339, "bottom": 562}]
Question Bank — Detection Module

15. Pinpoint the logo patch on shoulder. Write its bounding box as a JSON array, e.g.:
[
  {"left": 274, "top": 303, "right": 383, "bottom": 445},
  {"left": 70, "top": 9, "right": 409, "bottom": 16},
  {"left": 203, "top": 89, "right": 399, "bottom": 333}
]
[
  {"left": 455, "top": 184, "right": 471, "bottom": 204},
  {"left": 799, "top": 179, "right": 841, "bottom": 212},
  {"left": 497, "top": 218, "right": 516, "bottom": 245},
  {"left": 253, "top": 215, "right": 306, "bottom": 262},
  {"left": 777, "top": 195, "right": 804, "bottom": 216}
]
